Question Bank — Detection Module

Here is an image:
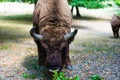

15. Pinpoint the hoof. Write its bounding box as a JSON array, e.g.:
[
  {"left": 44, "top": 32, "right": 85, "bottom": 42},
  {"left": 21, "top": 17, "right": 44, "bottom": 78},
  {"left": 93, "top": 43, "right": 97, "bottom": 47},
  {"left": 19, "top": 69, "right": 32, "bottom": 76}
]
[
  {"left": 37, "top": 65, "right": 45, "bottom": 70},
  {"left": 65, "top": 65, "right": 74, "bottom": 71}
]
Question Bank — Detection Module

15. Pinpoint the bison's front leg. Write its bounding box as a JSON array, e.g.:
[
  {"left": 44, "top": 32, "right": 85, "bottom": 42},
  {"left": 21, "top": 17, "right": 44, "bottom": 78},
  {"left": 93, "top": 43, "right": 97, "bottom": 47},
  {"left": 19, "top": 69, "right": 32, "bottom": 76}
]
[
  {"left": 112, "top": 26, "right": 119, "bottom": 38},
  {"left": 116, "top": 26, "right": 119, "bottom": 38},
  {"left": 63, "top": 45, "right": 74, "bottom": 71},
  {"left": 30, "top": 26, "right": 45, "bottom": 66},
  {"left": 34, "top": 40, "right": 45, "bottom": 66}
]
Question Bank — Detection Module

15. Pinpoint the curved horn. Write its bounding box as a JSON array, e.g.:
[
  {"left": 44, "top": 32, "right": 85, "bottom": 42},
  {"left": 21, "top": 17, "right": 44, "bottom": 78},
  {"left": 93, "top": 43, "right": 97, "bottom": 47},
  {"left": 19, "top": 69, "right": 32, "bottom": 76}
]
[
  {"left": 30, "top": 26, "right": 43, "bottom": 40},
  {"left": 64, "top": 29, "right": 78, "bottom": 40}
]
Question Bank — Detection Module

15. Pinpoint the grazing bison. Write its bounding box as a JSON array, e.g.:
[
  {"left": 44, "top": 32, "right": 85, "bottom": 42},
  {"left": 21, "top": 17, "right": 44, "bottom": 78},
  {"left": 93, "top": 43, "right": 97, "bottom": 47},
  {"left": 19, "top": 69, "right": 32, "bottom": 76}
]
[
  {"left": 30, "top": 0, "right": 78, "bottom": 71},
  {"left": 111, "top": 14, "right": 120, "bottom": 38}
]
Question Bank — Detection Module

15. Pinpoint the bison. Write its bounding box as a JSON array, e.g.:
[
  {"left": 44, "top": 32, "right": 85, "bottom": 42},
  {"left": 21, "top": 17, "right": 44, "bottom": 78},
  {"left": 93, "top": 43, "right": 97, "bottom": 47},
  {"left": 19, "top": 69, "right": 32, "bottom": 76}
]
[
  {"left": 30, "top": 0, "right": 78, "bottom": 72},
  {"left": 111, "top": 14, "right": 120, "bottom": 38}
]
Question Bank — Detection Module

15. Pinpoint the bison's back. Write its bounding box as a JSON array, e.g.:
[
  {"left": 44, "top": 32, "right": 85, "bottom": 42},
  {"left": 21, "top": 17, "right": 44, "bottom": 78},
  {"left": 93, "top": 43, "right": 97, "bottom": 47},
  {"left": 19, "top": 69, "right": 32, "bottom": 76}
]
[
  {"left": 33, "top": 0, "right": 72, "bottom": 29},
  {"left": 111, "top": 15, "right": 120, "bottom": 27}
]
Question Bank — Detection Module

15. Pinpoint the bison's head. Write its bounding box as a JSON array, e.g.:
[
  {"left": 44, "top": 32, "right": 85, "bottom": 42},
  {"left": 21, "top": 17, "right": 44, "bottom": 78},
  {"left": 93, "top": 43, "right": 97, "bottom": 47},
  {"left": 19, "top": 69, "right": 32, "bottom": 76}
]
[{"left": 30, "top": 26, "right": 78, "bottom": 71}]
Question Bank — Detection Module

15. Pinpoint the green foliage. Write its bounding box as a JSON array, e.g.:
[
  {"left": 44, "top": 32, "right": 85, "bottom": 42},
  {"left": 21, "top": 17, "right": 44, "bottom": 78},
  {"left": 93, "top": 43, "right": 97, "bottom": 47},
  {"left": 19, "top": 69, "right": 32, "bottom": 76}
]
[
  {"left": 0, "top": 0, "right": 19, "bottom": 2},
  {"left": 22, "top": 73, "right": 36, "bottom": 79},
  {"left": 52, "top": 70, "right": 80, "bottom": 80},
  {"left": 84, "top": 1, "right": 105, "bottom": 9},
  {"left": 0, "top": 44, "right": 9, "bottom": 50},
  {"left": 114, "top": 0, "right": 120, "bottom": 6},
  {"left": 22, "top": 0, "right": 36, "bottom": 4},
  {"left": 89, "top": 75, "right": 104, "bottom": 80},
  {"left": 68, "top": 0, "right": 106, "bottom": 9},
  {"left": 0, "top": 0, "right": 3, "bottom": 2},
  {"left": 0, "top": 0, "right": 37, "bottom": 4}
]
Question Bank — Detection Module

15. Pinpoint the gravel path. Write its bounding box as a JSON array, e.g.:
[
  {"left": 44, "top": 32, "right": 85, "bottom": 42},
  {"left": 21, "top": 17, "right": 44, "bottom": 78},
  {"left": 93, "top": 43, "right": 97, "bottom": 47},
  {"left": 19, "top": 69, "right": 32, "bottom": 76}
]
[
  {"left": 66, "top": 52, "right": 120, "bottom": 80},
  {"left": 0, "top": 2, "right": 120, "bottom": 80},
  {"left": 0, "top": 19, "right": 120, "bottom": 80}
]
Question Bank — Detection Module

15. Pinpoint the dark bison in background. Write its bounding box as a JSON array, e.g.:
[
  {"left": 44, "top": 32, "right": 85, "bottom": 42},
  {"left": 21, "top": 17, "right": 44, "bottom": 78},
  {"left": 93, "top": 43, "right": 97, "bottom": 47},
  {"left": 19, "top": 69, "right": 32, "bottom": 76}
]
[
  {"left": 111, "top": 14, "right": 120, "bottom": 38},
  {"left": 30, "top": 0, "right": 78, "bottom": 72}
]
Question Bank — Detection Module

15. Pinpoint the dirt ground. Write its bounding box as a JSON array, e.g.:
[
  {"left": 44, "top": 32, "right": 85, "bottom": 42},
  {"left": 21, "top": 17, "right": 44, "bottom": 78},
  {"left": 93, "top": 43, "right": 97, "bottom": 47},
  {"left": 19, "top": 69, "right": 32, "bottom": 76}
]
[{"left": 0, "top": 2, "right": 120, "bottom": 80}]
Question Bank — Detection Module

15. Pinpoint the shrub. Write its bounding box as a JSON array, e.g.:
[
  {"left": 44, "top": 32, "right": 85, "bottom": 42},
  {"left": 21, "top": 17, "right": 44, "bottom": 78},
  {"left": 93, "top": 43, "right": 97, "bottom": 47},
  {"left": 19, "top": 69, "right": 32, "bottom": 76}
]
[
  {"left": 114, "top": 0, "right": 120, "bottom": 6},
  {"left": 52, "top": 71, "right": 80, "bottom": 80},
  {"left": 68, "top": 0, "right": 106, "bottom": 9},
  {"left": 89, "top": 75, "right": 104, "bottom": 80},
  {"left": 22, "top": 73, "right": 36, "bottom": 79}
]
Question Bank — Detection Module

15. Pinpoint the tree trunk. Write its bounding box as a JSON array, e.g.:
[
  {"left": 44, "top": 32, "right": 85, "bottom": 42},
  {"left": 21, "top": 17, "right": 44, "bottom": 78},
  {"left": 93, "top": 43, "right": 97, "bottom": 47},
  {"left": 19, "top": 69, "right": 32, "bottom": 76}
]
[
  {"left": 75, "top": 6, "right": 81, "bottom": 17},
  {"left": 34, "top": 0, "right": 38, "bottom": 8},
  {"left": 71, "top": 6, "right": 81, "bottom": 17},
  {"left": 71, "top": 6, "right": 74, "bottom": 14}
]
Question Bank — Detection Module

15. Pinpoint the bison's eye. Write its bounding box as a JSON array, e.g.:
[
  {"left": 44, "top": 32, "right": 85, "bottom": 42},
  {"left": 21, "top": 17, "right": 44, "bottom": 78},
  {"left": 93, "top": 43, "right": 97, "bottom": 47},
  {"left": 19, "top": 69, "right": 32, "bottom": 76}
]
[{"left": 61, "top": 47, "right": 67, "bottom": 54}]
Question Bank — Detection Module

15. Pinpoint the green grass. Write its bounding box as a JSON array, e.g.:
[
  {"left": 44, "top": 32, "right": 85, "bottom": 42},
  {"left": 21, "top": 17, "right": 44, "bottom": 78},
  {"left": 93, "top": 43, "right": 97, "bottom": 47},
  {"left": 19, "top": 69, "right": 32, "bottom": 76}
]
[
  {"left": 0, "top": 76, "right": 1, "bottom": 80},
  {"left": 52, "top": 71, "right": 80, "bottom": 80},
  {"left": 89, "top": 75, "right": 104, "bottom": 80},
  {"left": 0, "top": 43, "right": 9, "bottom": 50},
  {"left": 0, "top": 14, "right": 48, "bottom": 79},
  {"left": 70, "top": 50, "right": 80, "bottom": 54},
  {"left": 22, "top": 73, "right": 36, "bottom": 79},
  {"left": 73, "top": 37, "right": 120, "bottom": 54},
  {"left": 22, "top": 55, "right": 38, "bottom": 70},
  {"left": 0, "top": 14, "right": 32, "bottom": 23},
  {"left": 0, "top": 14, "right": 119, "bottom": 80},
  {"left": 0, "top": 26, "right": 29, "bottom": 41},
  {"left": 0, "top": 14, "right": 32, "bottom": 50},
  {"left": 52, "top": 71, "right": 104, "bottom": 80}
]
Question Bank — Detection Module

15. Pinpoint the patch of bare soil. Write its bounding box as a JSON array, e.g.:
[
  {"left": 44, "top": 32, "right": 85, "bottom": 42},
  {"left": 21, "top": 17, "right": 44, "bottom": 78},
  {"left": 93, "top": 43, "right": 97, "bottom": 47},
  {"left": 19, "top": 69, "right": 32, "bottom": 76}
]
[
  {"left": 0, "top": 18, "right": 119, "bottom": 80},
  {"left": 0, "top": 5, "right": 120, "bottom": 79}
]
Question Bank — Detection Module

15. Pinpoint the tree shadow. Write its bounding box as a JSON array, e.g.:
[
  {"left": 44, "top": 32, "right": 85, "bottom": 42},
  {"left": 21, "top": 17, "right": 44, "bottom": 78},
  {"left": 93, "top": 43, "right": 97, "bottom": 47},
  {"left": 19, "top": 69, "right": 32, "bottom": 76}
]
[
  {"left": 72, "top": 25, "right": 90, "bottom": 30},
  {"left": 0, "top": 14, "right": 32, "bottom": 43},
  {"left": 0, "top": 26, "right": 29, "bottom": 42},
  {"left": 73, "top": 16, "right": 110, "bottom": 21},
  {"left": 22, "top": 55, "right": 38, "bottom": 70},
  {"left": 110, "top": 36, "right": 120, "bottom": 39},
  {"left": 0, "top": 14, "right": 32, "bottom": 24},
  {"left": 22, "top": 55, "right": 51, "bottom": 80}
]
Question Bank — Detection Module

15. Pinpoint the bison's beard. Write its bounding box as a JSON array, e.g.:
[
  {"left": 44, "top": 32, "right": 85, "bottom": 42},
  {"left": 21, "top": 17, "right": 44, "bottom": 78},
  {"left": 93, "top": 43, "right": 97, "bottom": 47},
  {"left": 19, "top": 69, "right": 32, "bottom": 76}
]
[{"left": 46, "top": 53, "right": 62, "bottom": 68}]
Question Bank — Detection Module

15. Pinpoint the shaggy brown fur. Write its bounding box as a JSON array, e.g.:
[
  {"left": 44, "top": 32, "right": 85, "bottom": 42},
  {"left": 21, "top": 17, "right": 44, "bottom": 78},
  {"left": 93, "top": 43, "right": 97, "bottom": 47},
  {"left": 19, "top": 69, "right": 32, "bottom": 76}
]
[
  {"left": 33, "top": 0, "right": 72, "bottom": 29},
  {"left": 111, "top": 14, "right": 120, "bottom": 38},
  {"left": 31, "top": 0, "right": 75, "bottom": 70}
]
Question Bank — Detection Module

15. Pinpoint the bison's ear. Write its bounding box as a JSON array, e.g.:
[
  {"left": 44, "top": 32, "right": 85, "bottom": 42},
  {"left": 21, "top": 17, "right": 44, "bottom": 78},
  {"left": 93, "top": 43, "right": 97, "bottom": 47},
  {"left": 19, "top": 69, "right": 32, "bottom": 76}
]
[
  {"left": 30, "top": 26, "right": 43, "bottom": 40},
  {"left": 64, "top": 29, "right": 78, "bottom": 43}
]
